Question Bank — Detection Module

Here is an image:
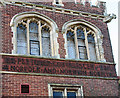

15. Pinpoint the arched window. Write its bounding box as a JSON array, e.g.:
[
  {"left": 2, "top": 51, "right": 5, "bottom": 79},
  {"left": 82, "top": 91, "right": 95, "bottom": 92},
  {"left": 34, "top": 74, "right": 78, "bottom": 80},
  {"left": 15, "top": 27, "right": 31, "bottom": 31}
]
[
  {"left": 16, "top": 18, "right": 52, "bottom": 57},
  {"left": 63, "top": 19, "right": 106, "bottom": 62},
  {"left": 66, "top": 25, "right": 89, "bottom": 60},
  {"left": 11, "top": 12, "right": 59, "bottom": 58}
]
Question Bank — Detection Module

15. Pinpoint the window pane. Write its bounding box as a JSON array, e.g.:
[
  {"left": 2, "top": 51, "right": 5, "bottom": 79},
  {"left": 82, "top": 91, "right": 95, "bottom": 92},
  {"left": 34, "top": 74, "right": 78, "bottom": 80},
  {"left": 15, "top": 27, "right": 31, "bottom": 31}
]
[
  {"left": 29, "top": 22, "right": 38, "bottom": 40},
  {"left": 17, "top": 24, "right": 27, "bottom": 54},
  {"left": 77, "top": 28, "right": 87, "bottom": 60},
  {"left": 87, "top": 34, "right": 96, "bottom": 61},
  {"left": 67, "top": 31, "right": 76, "bottom": 59},
  {"left": 42, "top": 27, "right": 51, "bottom": 57},
  {"left": 29, "top": 22, "right": 40, "bottom": 55},
  {"left": 77, "top": 29, "right": 85, "bottom": 40},
  {"left": 78, "top": 46, "right": 87, "bottom": 60},
  {"left": 53, "top": 91, "right": 63, "bottom": 98},
  {"left": 67, "top": 92, "right": 76, "bottom": 98},
  {"left": 30, "top": 40, "right": 40, "bottom": 55}
]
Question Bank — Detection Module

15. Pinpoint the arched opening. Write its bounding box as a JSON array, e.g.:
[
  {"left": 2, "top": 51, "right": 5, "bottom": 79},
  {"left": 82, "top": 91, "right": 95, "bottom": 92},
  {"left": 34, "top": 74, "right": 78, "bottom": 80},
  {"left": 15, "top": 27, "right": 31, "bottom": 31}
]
[
  {"left": 10, "top": 12, "right": 59, "bottom": 58},
  {"left": 62, "top": 19, "right": 106, "bottom": 62}
]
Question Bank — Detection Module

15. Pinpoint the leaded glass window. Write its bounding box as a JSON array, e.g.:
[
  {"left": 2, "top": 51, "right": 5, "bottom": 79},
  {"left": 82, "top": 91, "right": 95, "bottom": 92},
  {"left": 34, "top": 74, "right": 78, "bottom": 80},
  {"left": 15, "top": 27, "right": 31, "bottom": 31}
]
[
  {"left": 16, "top": 18, "right": 52, "bottom": 57},
  {"left": 66, "top": 25, "right": 97, "bottom": 61}
]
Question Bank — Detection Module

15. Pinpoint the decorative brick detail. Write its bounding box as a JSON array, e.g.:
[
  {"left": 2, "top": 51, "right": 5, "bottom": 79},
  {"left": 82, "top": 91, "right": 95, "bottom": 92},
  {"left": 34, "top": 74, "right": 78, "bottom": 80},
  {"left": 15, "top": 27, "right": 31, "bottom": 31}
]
[{"left": 2, "top": 55, "right": 117, "bottom": 77}]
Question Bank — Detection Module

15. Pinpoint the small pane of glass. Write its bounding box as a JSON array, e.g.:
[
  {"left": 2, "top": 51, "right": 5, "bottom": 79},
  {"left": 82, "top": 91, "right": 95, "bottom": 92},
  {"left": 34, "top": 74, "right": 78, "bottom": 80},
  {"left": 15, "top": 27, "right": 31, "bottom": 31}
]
[
  {"left": 53, "top": 91, "right": 63, "bottom": 98},
  {"left": 29, "top": 22, "right": 38, "bottom": 33},
  {"left": 30, "top": 40, "right": 40, "bottom": 55},
  {"left": 87, "top": 34, "right": 95, "bottom": 43},
  {"left": 29, "top": 22, "right": 38, "bottom": 40},
  {"left": 77, "top": 28, "right": 85, "bottom": 40},
  {"left": 67, "top": 31, "right": 75, "bottom": 39},
  {"left": 67, "top": 92, "right": 76, "bottom": 98},
  {"left": 78, "top": 46, "right": 87, "bottom": 60}
]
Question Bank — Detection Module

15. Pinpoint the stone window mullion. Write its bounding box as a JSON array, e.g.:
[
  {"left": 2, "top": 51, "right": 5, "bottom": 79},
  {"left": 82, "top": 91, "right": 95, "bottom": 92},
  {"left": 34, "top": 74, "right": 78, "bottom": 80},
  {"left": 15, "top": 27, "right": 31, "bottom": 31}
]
[
  {"left": 84, "top": 28, "right": 90, "bottom": 60},
  {"left": 16, "top": 25, "right": 18, "bottom": 54},
  {"left": 27, "top": 19, "right": 30, "bottom": 55},
  {"left": 64, "top": 88, "right": 67, "bottom": 97},
  {"left": 50, "top": 28, "right": 54, "bottom": 57},
  {"left": 38, "top": 21, "right": 42, "bottom": 56},
  {"left": 74, "top": 27, "right": 79, "bottom": 59},
  {"left": 81, "top": 86, "right": 84, "bottom": 97},
  {"left": 93, "top": 32, "right": 100, "bottom": 61}
]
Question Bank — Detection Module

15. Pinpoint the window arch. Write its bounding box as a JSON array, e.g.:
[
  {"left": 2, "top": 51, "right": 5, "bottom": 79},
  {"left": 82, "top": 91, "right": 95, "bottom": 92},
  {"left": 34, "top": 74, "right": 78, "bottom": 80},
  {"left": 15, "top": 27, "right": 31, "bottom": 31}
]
[
  {"left": 62, "top": 19, "right": 106, "bottom": 62},
  {"left": 11, "top": 12, "right": 59, "bottom": 58}
]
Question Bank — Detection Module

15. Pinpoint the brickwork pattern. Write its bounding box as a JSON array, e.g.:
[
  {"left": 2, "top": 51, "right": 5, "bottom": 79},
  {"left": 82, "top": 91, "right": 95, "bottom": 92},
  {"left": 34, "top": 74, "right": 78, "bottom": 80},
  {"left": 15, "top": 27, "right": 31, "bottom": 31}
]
[
  {"left": 2, "top": 55, "right": 117, "bottom": 77},
  {"left": 2, "top": 74, "right": 118, "bottom": 96},
  {"left": 1, "top": 4, "right": 114, "bottom": 62}
]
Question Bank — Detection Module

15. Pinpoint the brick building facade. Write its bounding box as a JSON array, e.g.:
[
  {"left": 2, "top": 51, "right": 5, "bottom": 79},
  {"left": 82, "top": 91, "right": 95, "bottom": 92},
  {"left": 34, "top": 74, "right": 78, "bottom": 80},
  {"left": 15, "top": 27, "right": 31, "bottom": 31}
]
[{"left": 0, "top": 0, "right": 118, "bottom": 97}]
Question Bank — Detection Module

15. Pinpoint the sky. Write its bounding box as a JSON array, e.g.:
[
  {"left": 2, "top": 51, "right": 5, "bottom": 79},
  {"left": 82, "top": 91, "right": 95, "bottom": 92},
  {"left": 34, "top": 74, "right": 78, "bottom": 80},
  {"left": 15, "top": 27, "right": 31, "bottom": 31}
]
[{"left": 91, "top": 0, "right": 118, "bottom": 75}]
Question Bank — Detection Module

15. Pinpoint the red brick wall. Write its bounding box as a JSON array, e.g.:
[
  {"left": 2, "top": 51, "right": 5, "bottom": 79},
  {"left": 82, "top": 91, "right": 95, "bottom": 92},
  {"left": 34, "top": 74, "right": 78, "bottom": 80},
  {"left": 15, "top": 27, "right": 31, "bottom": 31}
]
[
  {"left": 2, "top": 74, "right": 118, "bottom": 96},
  {"left": 1, "top": 4, "right": 114, "bottom": 62},
  {"left": 6, "top": 0, "right": 105, "bottom": 15},
  {"left": 30, "top": 1, "right": 105, "bottom": 15},
  {"left": 2, "top": 55, "right": 117, "bottom": 77}
]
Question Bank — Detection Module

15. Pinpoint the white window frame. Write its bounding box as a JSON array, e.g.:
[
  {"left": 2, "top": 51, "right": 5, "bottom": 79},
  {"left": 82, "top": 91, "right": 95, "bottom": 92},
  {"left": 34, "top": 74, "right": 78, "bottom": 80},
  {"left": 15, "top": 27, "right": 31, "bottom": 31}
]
[
  {"left": 10, "top": 12, "right": 60, "bottom": 58},
  {"left": 48, "top": 84, "right": 84, "bottom": 98}
]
